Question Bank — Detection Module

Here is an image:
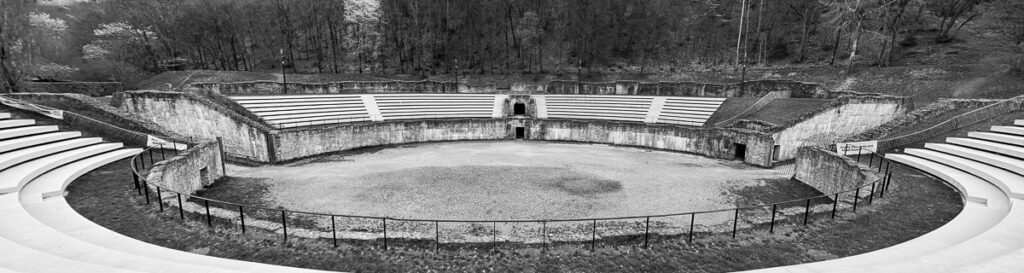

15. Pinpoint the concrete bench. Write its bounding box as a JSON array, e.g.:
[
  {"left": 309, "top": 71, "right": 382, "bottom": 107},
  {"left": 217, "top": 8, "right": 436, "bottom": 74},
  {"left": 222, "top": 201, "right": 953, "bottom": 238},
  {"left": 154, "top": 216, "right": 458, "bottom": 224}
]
[
  {"left": 0, "top": 119, "right": 34, "bottom": 129},
  {"left": 0, "top": 144, "right": 121, "bottom": 194},
  {"left": 969, "top": 132, "right": 1024, "bottom": 146},
  {"left": 908, "top": 148, "right": 1024, "bottom": 199},
  {"left": 0, "top": 132, "right": 80, "bottom": 154},
  {"left": 0, "top": 126, "right": 59, "bottom": 140},
  {"left": 990, "top": 126, "right": 1024, "bottom": 137},
  {"left": 0, "top": 112, "right": 10, "bottom": 119},
  {"left": 948, "top": 138, "right": 1024, "bottom": 159},
  {"left": 0, "top": 138, "right": 102, "bottom": 171}
]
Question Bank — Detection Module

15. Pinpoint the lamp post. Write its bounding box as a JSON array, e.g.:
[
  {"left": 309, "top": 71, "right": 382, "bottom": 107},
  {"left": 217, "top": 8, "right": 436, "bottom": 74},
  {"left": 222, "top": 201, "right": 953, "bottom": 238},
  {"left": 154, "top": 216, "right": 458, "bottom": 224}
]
[{"left": 280, "top": 49, "right": 287, "bottom": 94}]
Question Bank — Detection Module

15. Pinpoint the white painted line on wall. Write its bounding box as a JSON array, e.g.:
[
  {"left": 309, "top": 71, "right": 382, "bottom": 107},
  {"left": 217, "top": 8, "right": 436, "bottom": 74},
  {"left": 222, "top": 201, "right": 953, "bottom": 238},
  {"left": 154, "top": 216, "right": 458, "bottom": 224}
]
[
  {"left": 646, "top": 97, "right": 667, "bottom": 123},
  {"left": 534, "top": 96, "right": 548, "bottom": 119},
  {"left": 493, "top": 95, "right": 509, "bottom": 118}
]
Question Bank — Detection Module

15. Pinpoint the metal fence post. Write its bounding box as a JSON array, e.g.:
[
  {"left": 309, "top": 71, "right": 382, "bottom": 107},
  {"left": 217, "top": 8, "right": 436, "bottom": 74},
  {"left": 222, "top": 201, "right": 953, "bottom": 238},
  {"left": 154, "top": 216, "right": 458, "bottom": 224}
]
[
  {"left": 435, "top": 221, "right": 440, "bottom": 252},
  {"left": 644, "top": 217, "right": 650, "bottom": 248},
  {"left": 803, "top": 199, "right": 811, "bottom": 225},
  {"left": 281, "top": 211, "right": 287, "bottom": 243},
  {"left": 856, "top": 147, "right": 863, "bottom": 162},
  {"left": 688, "top": 214, "right": 695, "bottom": 243},
  {"left": 159, "top": 144, "right": 165, "bottom": 160},
  {"left": 853, "top": 188, "right": 860, "bottom": 213},
  {"left": 382, "top": 218, "right": 388, "bottom": 250},
  {"left": 143, "top": 181, "right": 150, "bottom": 204},
  {"left": 331, "top": 216, "right": 337, "bottom": 247},
  {"left": 868, "top": 153, "right": 875, "bottom": 168},
  {"left": 542, "top": 221, "right": 547, "bottom": 249},
  {"left": 732, "top": 209, "right": 740, "bottom": 238},
  {"left": 156, "top": 188, "right": 163, "bottom": 212},
  {"left": 869, "top": 183, "right": 877, "bottom": 204},
  {"left": 769, "top": 204, "right": 777, "bottom": 233},
  {"left": 591, "top": 220, "right": 597, "bottom": 251},
  {"left": 239, "top": 206, "right": 246, "bottom": 234},
  {"left": 492, "top": 222, "right": 497, "bottom": 251},
  {"left": 148, "top": 149, "right": 155, "bottom": 166},
  {"left": 176, "top": 193, "right": 184, "bottom": 220},
  {"left": 131, "top": 171, "right": 140, "bottom": 194},
  {"left": 831, "top": 194, "right": 839, "bottom": 219}
]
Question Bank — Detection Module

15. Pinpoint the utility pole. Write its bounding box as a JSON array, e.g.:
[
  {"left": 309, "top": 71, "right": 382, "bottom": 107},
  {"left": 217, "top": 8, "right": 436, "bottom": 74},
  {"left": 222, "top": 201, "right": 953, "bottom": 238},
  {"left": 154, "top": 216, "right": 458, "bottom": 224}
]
[
  {"left": 577, "top": 59, "right": 583, "bottom": 94},
  {"left": 735, "top": 0, "right": 748, "bottom": 69}
]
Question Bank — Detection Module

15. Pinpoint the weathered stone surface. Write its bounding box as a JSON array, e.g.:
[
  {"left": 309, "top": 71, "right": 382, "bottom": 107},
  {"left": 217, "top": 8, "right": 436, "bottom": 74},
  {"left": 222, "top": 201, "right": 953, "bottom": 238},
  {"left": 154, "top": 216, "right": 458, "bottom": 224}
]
[
  {"left": 794, "top": 147, "right": 881, "bottom": 194},
  {"left": 116, "top": 91, "right": 271, "bottom": 161},
  {"left": 273, "top": 119, "right": 512, "bottom": 162},
  {"left": 545, "top": 80, "right": 824, "bottom": 98},
  {"left": 192, "top": 80, "right": 459, "bottom": 95},
  {"left": 528, "top": 119, "right": 774, "bottom": 167},
  {"left": 146, "top": 141, "right": 224, "bottom": 194}
]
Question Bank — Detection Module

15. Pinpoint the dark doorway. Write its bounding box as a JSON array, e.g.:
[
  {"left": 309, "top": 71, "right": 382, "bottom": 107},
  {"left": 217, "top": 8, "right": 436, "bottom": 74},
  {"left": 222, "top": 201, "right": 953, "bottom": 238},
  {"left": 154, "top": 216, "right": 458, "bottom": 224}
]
[
  {"left": 772, "top": 145, "right": 781, "bottom": 161},
  {"left": 515, "top": 127, "right": 525, "bottom": 139},
  {"left": 513, "top": 102, "right": 526, "bottom": 116},
  {"left": 199, "top": 167, "right": 211, "bottom": 185},
  {"left": 734, "top": 144, "right": 747, "bottom": 160}
]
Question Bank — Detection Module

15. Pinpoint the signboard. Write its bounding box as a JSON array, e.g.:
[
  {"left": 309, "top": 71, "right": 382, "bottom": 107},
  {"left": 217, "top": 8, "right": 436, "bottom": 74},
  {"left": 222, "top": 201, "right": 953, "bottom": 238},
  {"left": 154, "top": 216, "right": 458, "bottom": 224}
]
[
  {"left": 0, "top": 96, "right": 64, "bottom": 120},
  {"left": 836, "top": 141, "right": 878, "bottom": 155},
  {"left": 147, "top": 135, "right": 189, "bottom": 150}
]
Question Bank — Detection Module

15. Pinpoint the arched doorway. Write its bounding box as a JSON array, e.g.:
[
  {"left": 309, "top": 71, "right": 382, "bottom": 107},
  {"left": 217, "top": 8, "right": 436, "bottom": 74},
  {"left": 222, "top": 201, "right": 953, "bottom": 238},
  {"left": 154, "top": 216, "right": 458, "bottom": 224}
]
[{"left": 513, "top": 102, "right": 526, "bottom": 116}]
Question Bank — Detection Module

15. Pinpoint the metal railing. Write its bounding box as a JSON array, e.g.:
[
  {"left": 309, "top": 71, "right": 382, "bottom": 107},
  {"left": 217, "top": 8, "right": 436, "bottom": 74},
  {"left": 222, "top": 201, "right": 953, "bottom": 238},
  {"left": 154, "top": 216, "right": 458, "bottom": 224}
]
[{"left": 128, "top": 144, "right": 900, "bottom": 251}]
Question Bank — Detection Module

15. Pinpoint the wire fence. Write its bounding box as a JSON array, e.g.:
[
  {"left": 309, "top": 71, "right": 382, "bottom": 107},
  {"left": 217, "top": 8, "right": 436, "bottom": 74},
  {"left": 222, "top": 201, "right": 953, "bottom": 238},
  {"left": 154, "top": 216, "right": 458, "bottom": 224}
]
[{"left": 128, "top": 143, "right": 901, "bottom": 251}]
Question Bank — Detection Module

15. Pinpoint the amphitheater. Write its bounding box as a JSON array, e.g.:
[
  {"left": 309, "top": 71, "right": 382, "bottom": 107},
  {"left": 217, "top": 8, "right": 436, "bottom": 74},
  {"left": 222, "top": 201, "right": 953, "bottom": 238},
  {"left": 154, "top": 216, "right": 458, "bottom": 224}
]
[{"left": 0, "top": 79, "right": 1022, "bottom": 272}]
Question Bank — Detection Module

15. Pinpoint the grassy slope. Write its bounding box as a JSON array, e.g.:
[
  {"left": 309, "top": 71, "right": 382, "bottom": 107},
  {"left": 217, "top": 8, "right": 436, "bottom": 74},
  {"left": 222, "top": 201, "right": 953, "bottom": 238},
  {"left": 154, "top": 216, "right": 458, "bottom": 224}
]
[{"left": 68, "top": 158, "right": 960, "bottom": 273}]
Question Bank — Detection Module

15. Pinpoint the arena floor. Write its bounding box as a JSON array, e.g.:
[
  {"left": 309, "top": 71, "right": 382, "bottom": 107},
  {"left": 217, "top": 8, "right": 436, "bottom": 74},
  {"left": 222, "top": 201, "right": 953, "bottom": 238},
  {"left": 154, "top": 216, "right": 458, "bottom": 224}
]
[{"left": 224, "top": 141, "right": 798, "bottom": 225}]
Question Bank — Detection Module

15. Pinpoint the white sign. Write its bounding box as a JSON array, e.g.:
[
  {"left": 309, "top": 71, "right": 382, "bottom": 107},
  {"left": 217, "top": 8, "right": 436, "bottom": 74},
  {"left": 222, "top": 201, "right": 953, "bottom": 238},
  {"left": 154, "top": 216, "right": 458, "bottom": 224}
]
[
  {"left": 0, "top": 96, "right": 64, "bottom": 120},
  {"left": 837, "top": 141, "right": 878, "bottom": 155},
  {"left": 147, "top": 135, "right": 189, "bottom": 150}
]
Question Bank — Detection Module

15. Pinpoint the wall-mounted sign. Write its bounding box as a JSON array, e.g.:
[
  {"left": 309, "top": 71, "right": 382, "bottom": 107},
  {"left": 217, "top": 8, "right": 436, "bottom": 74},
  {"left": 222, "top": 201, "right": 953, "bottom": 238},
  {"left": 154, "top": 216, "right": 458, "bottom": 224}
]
[{"left": 836, "top": 141, "right": 878, "bottom": 155}]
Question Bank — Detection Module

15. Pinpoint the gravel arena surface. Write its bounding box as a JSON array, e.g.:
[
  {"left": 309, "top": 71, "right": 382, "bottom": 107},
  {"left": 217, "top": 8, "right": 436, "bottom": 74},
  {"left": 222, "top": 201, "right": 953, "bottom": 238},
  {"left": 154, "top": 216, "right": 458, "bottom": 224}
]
[{"left": 222, "top": 141, "right": 799, "bottom": 226}]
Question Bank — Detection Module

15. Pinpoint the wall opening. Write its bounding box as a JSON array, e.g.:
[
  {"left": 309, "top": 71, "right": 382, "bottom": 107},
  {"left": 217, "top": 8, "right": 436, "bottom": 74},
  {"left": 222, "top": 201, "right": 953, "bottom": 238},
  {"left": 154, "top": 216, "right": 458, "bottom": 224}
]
[
  {"left": 513, "top": 102, "right": 526, "bottom": 116},
  {"left": 199, "top": 167, "right": 211, "bottom": 185},
  {"left": 734, "top": 144, "right": 747, "bottom": 160},
  {"left": 515, "top": 127, "right": 525, "bottom": 139},
  {"left": 772, "top": 145, "right": 781, "bottom": 161}
]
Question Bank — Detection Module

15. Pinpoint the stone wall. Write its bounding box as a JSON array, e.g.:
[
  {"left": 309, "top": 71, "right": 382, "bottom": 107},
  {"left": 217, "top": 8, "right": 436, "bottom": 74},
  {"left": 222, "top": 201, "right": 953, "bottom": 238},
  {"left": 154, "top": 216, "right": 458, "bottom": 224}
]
[
  {"left": 146, "top": 141, "right": 224, "bottom": 194},
  {"left": 192, "top": 80, "right": 459, "bottom": 95},
  {"left": 272, "top": 119, "right": 512, "bottom": 162},
  {"left": 114, "top": 91, "right": 273, "bottom": 162},
  {"left": 545, "top": 80, "right": 824, "bottom": 98},
  {"left": 527, "top": 119, "right": 774, "bottom": 166},
  {"left": 794, "top": 147, "right": 882, "bottom": 194},
  {"left": 769, "top": 95, "right": 912, "bottom": 161},
  {"left": 20, "top": 81, "right": 123, "bottom": 97}
]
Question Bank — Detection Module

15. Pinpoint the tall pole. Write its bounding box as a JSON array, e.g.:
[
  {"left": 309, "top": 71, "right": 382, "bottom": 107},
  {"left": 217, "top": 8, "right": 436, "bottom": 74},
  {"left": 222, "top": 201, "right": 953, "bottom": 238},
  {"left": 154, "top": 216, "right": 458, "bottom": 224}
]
[
  {"left": 576, "top": 59, "right": 583, "bottom": 94},
  {"left": 735, "top": 0, "right": 748, "bottom": 69},
  {"left": 280, "top": 48, "right": 288, "bottom": 94}
]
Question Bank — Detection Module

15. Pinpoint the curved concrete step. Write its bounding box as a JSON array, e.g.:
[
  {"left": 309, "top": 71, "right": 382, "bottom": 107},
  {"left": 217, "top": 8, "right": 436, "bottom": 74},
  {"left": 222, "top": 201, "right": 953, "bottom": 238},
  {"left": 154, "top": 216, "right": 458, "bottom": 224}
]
[
  {"left": 0, "top": 138, "right": 102, "bottom": 171},
  {"left": 908, "top": 148, "right": 1024, "bottom": 199},
  {"left": 0, "top": 112, "right": 10, "bottom": 119},
  {"left": 7, "top": 150, "right": 252, "bottom": 273},
  {"left": 969, "top": 132, "right": 1024, "bottom": 146},
  {"left": 991, "top": 126, "right": 1024, "bottom": 137},
  {"left": 927, "top": 143, "right": 1024, "bottom": 177},
  {"left": 946, "top": 138, "right": 1024, "bottom": 159},
  {"left": 0, "top": 132, "right": 80, "bottom": 154},
  {"left": 0, "top": 195, "right": 144, "bottom": 273},
  {"left": 0, "top": 119, "right": 34, "bottom": 129},
  {"left": 1015, "top": 120, "right": 1024, "bottom": 126},
  {"left": 0, "top": 144, "right": 121, "bottom": 194},
  {"left": 742, "top": 154, "right": 1004, "bottom": 273},
  {"left": 0, "top": 125, "right": 58, "bottom": 140}
]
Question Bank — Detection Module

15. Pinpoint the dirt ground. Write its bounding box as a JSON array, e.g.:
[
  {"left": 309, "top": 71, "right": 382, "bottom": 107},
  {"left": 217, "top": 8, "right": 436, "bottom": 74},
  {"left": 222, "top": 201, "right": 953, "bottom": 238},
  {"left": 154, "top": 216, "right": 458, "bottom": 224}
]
[{"left": 220, "top": 141, "right": 799, "bottom": 225}]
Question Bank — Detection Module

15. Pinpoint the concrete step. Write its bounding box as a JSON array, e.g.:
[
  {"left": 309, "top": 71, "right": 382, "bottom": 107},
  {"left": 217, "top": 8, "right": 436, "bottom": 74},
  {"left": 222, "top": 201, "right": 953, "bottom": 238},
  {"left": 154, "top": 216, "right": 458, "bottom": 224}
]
[
  {"left": 928, "top": 143, "right": 1024, "bottom": 177},
  {"left": 0, "top": 143, "right": 121, "bottom": 194},
  {"left": 0, "top": 119, "right": 35, "bottom": 129},
  {"left": 0, "top": 138, "right": 102, "bottom": 172},
  {"left": 0, "top": 112, "right": 10, "bottom": 119},
  {"left": 970, "top": 132, "right": 1024, "bottom": 146},
  {"left": 0, "top": 132, "right": 81, "bottom": 154},
  {"left": 911, "top": 147, "right": 1024, "bottom": 199},
  {"left": 1015, "top": 120, "right": 1024, "bottom": 126},
  {"left": 991, "top": 126, "right": 1024, "bottom": 137},
  {"left": 0, "top": 126, "right": 59, "bottom": 141},
  {"left": 948, "top": 138, "right": 1024, "bottom": 160}
]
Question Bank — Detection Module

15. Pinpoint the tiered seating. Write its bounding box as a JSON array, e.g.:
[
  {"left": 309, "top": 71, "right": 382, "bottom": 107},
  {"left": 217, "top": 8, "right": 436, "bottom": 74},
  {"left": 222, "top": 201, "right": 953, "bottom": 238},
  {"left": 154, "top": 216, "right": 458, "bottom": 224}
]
[
  {"left": 541, "top": 95, "right": 653, "bottom": 122},
  {"left": 374, "top": 94, "right": 503, "bottom": 120},
  {"left": 745, "top": 119, "right": 1024, "bottom": 273},
  {"left": 0, "top": 112, "right": 329, "bottom": 272},
  {"left": 231, "top": 94, "right": 372, "bottom": 128},
  {"left": 655, "top": 97, "right": 726, "bottom": 126}
]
